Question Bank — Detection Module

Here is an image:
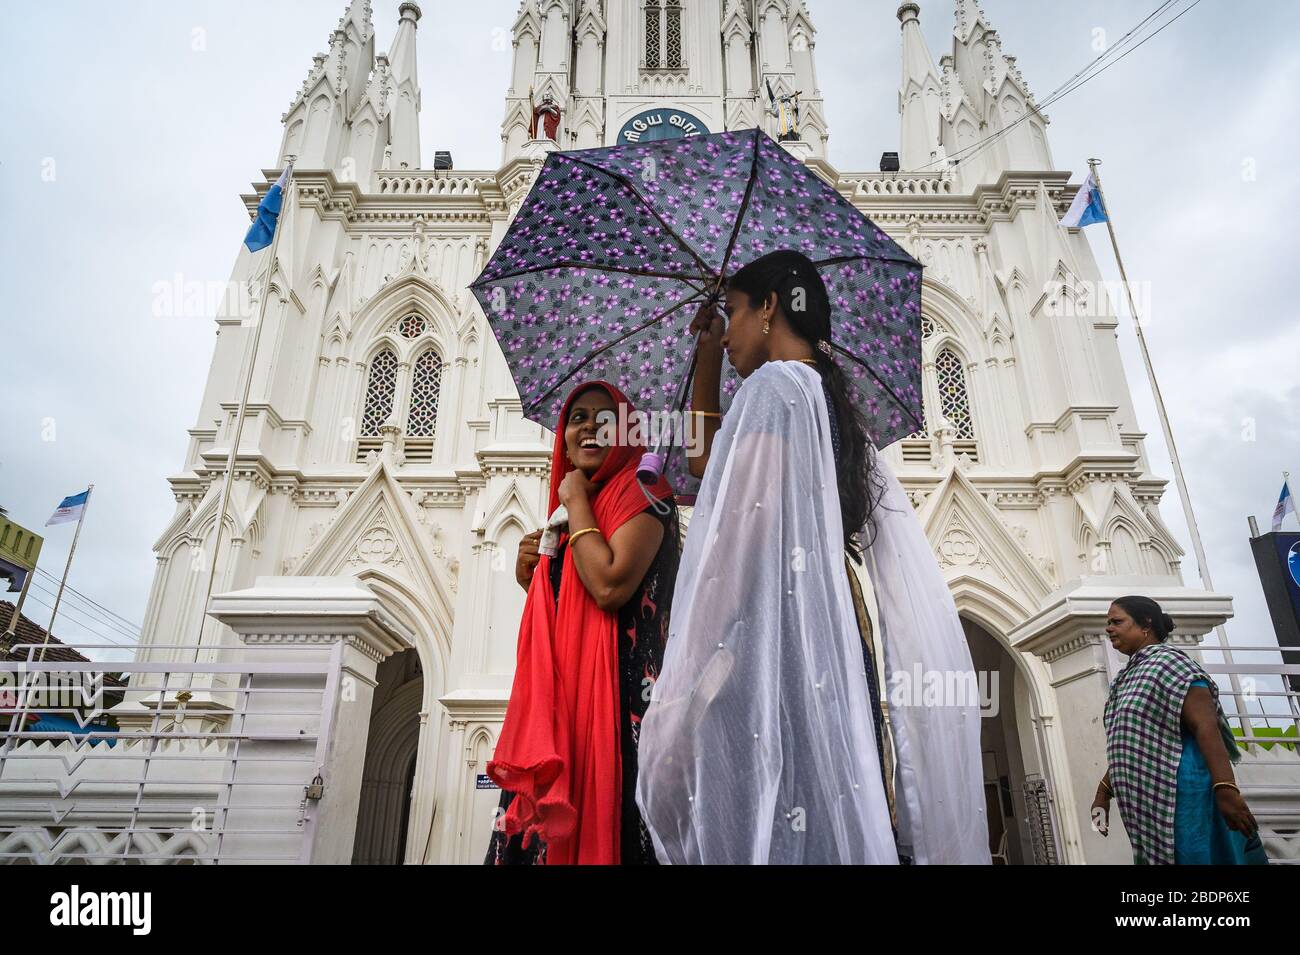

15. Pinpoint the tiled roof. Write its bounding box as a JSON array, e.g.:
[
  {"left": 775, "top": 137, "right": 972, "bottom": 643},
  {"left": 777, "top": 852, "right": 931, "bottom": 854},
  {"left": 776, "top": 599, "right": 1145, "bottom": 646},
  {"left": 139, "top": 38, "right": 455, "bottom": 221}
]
[{"left": 0, "top": 600, "right": 95, "bottom": 664}]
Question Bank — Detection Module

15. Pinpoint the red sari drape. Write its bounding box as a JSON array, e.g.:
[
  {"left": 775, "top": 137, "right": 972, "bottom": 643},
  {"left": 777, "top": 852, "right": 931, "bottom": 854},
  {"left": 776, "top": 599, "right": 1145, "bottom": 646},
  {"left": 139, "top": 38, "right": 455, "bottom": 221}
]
[{"left": 487, "top": 381, "right": 673, "bottom": 864}]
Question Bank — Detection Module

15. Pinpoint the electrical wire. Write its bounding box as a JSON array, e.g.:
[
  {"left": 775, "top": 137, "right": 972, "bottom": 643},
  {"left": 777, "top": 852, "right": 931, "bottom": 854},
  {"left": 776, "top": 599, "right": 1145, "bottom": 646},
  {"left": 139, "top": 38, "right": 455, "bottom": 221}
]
[
  {"left": 921, "top": 0, "right": 1180, "bottom": 171},
  {"left": 22, "top": 588, "right": 137, "bottom": 649},
  {"left": 33, "top": 567, "right": 142, "bottom": 634},
  {"left": 917, "top": 0, "right": 1206, "bottom": 174},
  {"left": 29, "top": 579, "right": 140, "bottom": 641}
]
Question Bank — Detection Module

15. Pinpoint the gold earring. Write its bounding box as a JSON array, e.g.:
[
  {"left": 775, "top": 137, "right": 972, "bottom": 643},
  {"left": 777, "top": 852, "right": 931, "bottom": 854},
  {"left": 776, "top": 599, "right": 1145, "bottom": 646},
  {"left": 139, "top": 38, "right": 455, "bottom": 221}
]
[{"left": 762, "top": 315, "right": 771, "bottom": 335}]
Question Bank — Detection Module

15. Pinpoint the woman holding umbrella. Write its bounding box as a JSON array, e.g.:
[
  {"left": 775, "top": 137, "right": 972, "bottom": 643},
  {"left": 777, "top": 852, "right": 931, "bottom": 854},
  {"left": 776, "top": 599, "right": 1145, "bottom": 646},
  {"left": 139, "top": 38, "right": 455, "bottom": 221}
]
[
  {"left": 485, "top": 380, "right": 679, "bottom": 865},
  {"left": 469, "top": 129, "right": 987, "bottom": 862},
  {"left": 634, "top": 250, "right": 990, "bottom": 864}
]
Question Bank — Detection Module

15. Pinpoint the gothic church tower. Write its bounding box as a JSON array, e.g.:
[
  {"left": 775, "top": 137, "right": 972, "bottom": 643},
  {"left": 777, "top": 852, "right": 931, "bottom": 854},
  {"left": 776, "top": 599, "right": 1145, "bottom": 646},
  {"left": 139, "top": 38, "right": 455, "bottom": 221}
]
[{"left": 501, "top": 0, "right": 831, "bottom": 159}]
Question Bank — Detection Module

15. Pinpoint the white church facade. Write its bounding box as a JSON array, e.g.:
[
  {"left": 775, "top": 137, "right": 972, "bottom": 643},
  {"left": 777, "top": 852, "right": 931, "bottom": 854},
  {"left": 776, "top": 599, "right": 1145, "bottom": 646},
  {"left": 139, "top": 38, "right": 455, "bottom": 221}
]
[{"left": 4, "top": 0, "right": 1296, "bottom": 866}]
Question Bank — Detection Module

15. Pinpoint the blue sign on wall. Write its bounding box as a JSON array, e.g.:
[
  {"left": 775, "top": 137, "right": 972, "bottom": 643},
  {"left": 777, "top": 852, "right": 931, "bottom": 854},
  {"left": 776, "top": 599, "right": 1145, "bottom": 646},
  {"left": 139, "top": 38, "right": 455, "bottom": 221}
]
[
  {"left": 616, "top": 108, "right": 711, "bottom": 145},
  {"left": 1255, "top": 531, "right": 1300, "bottom": 661}
]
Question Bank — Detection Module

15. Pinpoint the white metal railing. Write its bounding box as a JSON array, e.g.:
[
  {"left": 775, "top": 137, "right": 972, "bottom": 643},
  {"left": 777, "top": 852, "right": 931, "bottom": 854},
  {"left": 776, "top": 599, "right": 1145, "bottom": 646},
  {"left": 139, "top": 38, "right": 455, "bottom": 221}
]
[
  {"left": 1199, "top": 646, "right": 1300, "bottom": 745},
  {"left": 1199, "top": 647, "right": 1300, "bottom": 864},
  {"left": 0, "top": 641, "right": 343, "bottom": 864}
]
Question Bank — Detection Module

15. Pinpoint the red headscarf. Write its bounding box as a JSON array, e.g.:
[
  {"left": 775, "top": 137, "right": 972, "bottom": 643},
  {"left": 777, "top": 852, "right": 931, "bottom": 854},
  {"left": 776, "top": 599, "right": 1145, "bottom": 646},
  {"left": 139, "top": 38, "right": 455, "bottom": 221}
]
[{"left": 487, "top": 381, "right": 674, "bottom": 864}]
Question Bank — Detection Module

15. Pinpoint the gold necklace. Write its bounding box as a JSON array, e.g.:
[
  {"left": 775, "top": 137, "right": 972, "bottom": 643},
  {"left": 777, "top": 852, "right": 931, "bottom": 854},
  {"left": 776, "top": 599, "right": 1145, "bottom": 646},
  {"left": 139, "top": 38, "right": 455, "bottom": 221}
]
[{"left": 794, "top": 358, "right": 818, "bottom": 365}]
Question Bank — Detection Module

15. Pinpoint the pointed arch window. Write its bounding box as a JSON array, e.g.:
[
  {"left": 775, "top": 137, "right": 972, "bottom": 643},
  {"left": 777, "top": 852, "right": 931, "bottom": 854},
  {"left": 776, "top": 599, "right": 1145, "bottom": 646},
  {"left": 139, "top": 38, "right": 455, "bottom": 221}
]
[
  {"left": 406, "top": 349, "right": 443, "bottom": 438},
  {"left": 361, "top": 348, "right": 399, "bottom": 436},
  {"left": 902, "top": 321, "right": 980, "bottom": 464},
  {"left": 644, "top": 1, "right": 684, "bottom": 70},
  {"left": 645, "top": 3, "right": 660, "bottom": 67},
  {"left": 665, "top": 1, "right": 682, "bottom": 68},
  {"left": 905, "top": 317, "right": 938, "bottom": 441},
  {"left": 935, "top": 347, "right": 975, "bottom": 440},
  {"left": 355, "top": 317, "right": 445, "bottom": 464}
]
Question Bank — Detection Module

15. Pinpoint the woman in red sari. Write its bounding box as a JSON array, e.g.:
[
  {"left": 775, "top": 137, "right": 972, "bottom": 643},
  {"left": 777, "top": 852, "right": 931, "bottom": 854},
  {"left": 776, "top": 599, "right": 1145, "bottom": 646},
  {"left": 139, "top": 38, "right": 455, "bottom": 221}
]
[{"left": 485, "top": 380, "right": 678, "bottom": 865}]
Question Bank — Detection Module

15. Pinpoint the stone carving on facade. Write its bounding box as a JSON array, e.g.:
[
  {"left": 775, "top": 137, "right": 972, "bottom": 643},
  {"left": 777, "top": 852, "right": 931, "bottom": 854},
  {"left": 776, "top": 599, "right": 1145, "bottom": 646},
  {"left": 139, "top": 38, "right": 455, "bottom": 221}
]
[
  {"left": 349, "top": 511, "right": 404, "bottom": 568},
  {"left": 398, "top": 217, "right": 432, "bottom": 276},
  {"left": 938, "top": 525, "right": 980, "bottom": 568}
]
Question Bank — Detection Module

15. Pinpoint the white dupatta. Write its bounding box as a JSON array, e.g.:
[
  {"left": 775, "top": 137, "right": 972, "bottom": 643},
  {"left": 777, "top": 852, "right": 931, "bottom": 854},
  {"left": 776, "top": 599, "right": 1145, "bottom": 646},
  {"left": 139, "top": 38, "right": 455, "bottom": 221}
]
[{"left": 635, "top": 361, "right": 989, "bottom": 864}]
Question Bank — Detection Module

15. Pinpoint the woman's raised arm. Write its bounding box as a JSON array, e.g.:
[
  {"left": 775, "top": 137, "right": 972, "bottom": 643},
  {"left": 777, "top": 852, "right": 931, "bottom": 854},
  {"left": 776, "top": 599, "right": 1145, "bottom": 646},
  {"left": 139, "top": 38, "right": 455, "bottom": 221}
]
[{"left": 686, "top": 302, "right": 725, "bottom": 479}]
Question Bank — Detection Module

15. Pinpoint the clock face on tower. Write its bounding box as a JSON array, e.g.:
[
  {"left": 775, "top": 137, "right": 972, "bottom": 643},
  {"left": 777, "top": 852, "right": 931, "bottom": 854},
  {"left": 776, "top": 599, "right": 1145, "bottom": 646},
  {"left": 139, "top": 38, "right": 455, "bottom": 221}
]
[{"left": 616, "top": 108, "right": 711, "bottom": 145}]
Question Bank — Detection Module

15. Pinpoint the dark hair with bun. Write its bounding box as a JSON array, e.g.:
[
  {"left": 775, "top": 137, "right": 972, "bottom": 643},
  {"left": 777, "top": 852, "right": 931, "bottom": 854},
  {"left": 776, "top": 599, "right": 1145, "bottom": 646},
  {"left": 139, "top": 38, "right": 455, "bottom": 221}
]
[
  {"left": 1112, "top": 595, "right": 1177, "bottom": 642},
  {"left": 727, "top": 249, "right": 882, "bottom": 558}
]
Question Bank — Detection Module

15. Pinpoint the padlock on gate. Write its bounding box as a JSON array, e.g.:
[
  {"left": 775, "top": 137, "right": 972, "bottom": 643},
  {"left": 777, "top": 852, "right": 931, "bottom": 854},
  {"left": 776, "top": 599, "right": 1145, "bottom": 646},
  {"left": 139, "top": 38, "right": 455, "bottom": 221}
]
[{"left": 305, "top": 773, "right": 325, "bottom": 800}]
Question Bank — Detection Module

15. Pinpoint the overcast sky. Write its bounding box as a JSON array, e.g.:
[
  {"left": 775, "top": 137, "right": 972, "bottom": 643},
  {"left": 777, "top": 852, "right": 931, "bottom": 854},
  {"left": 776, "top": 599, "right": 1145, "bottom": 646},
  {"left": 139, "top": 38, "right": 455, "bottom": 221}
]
[{"left": 1, "top": 0, "right": 1296, "bottom": 666}]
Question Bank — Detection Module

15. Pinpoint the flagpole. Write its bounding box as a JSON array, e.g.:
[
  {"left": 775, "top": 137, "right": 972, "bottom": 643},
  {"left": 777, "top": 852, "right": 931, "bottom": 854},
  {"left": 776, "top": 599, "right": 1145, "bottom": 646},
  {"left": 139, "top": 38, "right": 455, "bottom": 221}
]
[
  {"left": 40, "top": 484, "right": 94, "bottom": 664},
  {"left": 193, "top": 164, "right": 294, "bottom": 663},
  {"left": 4, "top": 568, "right": 33, "bottom": 637},
  {"left": 1087, "top": 158, "right": 1249, "bottom": 734},
  {"left": 1281, "top": 470, "right": 1297, "bottom": 530}
]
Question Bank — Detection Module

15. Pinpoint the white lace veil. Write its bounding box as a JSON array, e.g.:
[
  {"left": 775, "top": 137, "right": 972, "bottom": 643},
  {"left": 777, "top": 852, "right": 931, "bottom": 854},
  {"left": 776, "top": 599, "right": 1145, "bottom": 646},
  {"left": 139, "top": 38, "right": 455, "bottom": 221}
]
[
  {"left": 862, "top": 426, "right": 990, "bottom": 864},
  {"left": 635, "top": 361, "right": 988, "bottom": 864}
]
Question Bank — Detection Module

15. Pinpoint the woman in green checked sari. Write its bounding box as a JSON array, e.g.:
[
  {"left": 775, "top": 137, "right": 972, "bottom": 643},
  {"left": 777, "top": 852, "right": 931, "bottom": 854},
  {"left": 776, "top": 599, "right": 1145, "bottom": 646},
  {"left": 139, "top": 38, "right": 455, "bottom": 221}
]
[{"left": 1093, "top": 595, "right": 1265, "bottom": 865}]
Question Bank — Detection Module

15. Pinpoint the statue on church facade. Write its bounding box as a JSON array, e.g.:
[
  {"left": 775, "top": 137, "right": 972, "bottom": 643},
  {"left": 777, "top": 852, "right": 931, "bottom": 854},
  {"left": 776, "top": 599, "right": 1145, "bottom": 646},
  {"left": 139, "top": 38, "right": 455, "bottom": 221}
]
[
  {"left": 528, "top": 88, "right": 561, "bottom": 142},
  {"left": 764, "top": 78, "right": 802, "bottom": 142}
]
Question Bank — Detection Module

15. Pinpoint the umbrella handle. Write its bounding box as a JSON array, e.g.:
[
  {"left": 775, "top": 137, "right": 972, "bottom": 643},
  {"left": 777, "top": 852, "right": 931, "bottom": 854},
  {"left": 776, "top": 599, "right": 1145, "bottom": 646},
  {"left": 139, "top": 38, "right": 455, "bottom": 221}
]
[
  {"left": 636, "top": 306, "right": 724, "bottom": 486},
  {"left": 636, "top": 451, "right": 665, "bottom": 485}
]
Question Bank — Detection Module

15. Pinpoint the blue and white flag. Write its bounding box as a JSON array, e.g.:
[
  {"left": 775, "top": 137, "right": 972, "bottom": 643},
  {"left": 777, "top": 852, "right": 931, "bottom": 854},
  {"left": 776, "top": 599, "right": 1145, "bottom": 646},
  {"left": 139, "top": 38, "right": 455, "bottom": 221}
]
[
  {"left": 46, "top": 490, "right": 90, "bottom": 527},
  {"left": 1060, "top": 171, "right": 1108, "bottom": 228},
  {"left": 243, "top": 163, "right": 293, "bottom": 252},
  {"left": 1274, "top": 480, "right": 1297, "bottom": 532}
]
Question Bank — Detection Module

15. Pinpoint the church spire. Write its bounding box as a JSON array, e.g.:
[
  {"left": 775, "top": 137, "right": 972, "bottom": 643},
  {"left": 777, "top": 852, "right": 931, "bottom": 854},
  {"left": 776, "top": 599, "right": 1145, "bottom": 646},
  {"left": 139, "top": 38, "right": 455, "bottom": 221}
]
[
  {"left": 941, "top": 0, "right": 1053, "bottom": 186},
  {"left": 336, "top": 0, "right": 376, "bottom": 117},
  {"left": 338, "top": 0, "right": 373, "bottom": 36},
  {"left": 386, "top": 2, "right": 423, "bottom": 170},
  {"left": 952, "top": 0, "right": 994, "bottom": 45},
  {"left": 278, "top": 0, "right": 376, "bottom": 168},
  {"left": 897, "top": 3, "right": 944, "bottom": 171}
]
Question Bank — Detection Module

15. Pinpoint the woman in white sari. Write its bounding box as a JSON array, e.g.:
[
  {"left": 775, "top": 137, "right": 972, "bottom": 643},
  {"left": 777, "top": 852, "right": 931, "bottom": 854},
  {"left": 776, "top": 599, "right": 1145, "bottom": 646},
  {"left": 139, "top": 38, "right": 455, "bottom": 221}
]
[{"left": 635, "top": 250, "right": 990, "bottom": 865}]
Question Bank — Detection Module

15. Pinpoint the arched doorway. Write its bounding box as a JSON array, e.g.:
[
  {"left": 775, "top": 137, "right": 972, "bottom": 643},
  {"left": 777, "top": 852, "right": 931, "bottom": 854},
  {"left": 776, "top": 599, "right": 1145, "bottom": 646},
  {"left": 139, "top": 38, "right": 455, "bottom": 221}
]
[
  {"left": 351, "top": 648, "right": 423, "bottom": 864},
  {"left": 962, "top": 617, "right": 1047, "bottom": 865}
]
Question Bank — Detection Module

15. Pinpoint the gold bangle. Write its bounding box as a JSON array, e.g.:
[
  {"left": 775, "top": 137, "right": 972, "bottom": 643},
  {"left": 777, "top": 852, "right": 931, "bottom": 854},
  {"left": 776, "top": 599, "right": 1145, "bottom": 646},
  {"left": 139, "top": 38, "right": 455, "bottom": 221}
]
[
  {"left": 1212, "top": 781, "right": 1240, "bottom": 793},
  {"left": 688, "top": 409, "right": 722, "bottom": 419},
  {"left": 567, "top": 527, "right": 602, "bottom": 546}
]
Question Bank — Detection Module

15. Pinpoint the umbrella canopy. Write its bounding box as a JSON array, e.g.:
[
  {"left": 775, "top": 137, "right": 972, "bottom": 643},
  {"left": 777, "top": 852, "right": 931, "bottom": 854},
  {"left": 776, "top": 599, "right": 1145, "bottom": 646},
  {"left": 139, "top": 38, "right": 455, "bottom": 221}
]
[{"left": 471, "top": 127, "right": 924, "bottom": 493}]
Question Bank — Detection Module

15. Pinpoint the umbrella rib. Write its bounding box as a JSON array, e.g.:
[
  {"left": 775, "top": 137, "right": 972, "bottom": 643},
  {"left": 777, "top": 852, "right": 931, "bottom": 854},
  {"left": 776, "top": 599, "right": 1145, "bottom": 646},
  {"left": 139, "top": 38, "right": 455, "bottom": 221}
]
[
  {"left": 713, "top": 128, "right": 763, "bottom": 292},
  {"left": 811, "top": 252, "right": 923, "bottom": 270},
  {"left": 471, "top": 259, "right": 710, "bottom": 290},
  {"left": 528, "top": 292, "right": 709, "bottom": 414},
  {"left": 811, "top": 249, "right": 926, "bottom": 436},
  {"left": 563, "top": 153, "right": 716, "bottom": 281}
]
